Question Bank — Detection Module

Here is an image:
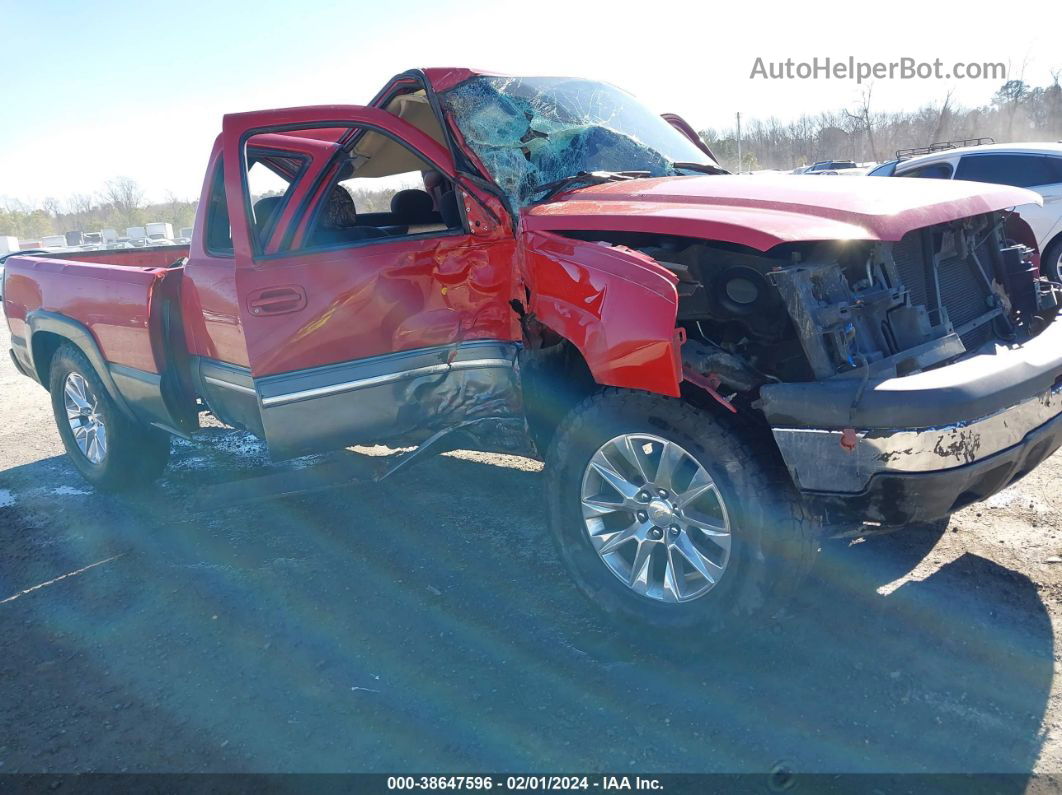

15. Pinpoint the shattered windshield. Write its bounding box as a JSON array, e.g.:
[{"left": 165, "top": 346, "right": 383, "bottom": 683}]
[{"left": 439, "top": 76, "right": 718, "bottom": 207}]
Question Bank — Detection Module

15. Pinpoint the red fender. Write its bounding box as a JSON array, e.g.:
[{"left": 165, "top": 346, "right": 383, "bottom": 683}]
[{"left": 522, "top": 231, "right": 682, "bottom": 397}]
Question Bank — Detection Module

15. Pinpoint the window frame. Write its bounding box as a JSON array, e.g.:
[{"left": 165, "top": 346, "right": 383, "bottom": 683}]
[
  {"left": 954, "top": 152, "right": 1055, "bottom": 189},
  {"left": 896, "top": 161, "right": 954, "bottom": 180},
  {"left": 204, "top": 158, "right": 234, "bottom": 258},
  {"left": 237, "top": 122, "right": 467, "bottom": 265},
  {"left": 244, "top": 146, "right": 310, "bottom": 251}
]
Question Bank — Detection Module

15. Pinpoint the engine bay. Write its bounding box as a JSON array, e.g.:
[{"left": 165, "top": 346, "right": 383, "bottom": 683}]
[{"left": 620, "top": 212, "right": 1062, "bottom": 388}]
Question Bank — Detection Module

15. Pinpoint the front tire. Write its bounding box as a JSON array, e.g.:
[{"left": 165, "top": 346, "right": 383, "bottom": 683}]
[
  {"left": 49, "top": 344, "right": 170, "bottom": 491},
  {"left": 545, "top": 388, "right": 816, "bottom": 638}
]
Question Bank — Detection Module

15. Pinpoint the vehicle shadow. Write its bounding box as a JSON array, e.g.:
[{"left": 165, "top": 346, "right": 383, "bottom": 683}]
[{"left": 0, "top": 435, "right": 1053, "bottom": 779}]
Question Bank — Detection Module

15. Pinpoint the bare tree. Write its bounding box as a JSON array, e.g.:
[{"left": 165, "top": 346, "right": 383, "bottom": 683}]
[
  {"left": 930, "top": 89, "right": 955, "bottom": 143},
  {"left": 844, "top": 85, "right": 879, "bottom": 163},
  {"left": 103, "top": 177, "right": 145, "bottom": 227},
  {"left": 42, "top": 196, "right": 62, "bottom": 220},
  {"left": 68, "top": 192, "right": 95, "bottom": 232}
]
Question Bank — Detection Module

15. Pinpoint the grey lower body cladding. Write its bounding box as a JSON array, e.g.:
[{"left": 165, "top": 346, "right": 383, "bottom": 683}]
[
  {"left": 253, "top": 340, "right": 522, "bottom": 459},
  {"left": 759, "top": 317, "right": 1062, "bottom": 526}
]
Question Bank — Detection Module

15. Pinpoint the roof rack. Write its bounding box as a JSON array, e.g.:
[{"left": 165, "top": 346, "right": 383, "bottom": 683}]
[{"left": 895, "top": 137, "right": 995, "bottom": 160}]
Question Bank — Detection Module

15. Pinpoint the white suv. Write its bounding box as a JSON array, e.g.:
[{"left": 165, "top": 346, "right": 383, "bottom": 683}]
[{"left": 869, "top": 142, "right": 1062, "bottom": 280}]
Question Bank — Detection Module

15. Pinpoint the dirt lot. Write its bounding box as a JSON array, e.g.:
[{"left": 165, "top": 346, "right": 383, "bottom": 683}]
[{"left": 1, "top": 321, "right": 1061, "bottom": 777}]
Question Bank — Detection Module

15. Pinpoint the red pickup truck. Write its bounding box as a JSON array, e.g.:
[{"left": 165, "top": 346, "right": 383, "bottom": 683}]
[{"left": 5, "top": 68, "right": 1062, "bottom": 637}]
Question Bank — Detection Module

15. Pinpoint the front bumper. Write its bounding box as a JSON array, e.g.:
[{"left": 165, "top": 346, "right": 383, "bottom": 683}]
[
  {"left": 758, "top": 318, "right": 1062, "bottom": 527},
  {"left": 799, "top": 407, "right": 1062, "bottom": 527}
]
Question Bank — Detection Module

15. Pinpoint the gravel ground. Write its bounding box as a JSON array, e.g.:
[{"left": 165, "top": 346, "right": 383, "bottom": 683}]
[{"left": 1, "top": 322, "right": 1061, "bottom": 777}]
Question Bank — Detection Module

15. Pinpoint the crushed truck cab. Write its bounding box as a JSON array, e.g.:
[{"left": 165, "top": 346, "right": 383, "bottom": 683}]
[{"left": 5, "top": 67, "right": 1062, "bottom": 635}]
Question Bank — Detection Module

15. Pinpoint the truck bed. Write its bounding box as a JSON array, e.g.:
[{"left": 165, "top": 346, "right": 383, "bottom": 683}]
[
  {"left": 33, "top": 244, "right": 189, "bottom": 269},
  {"left": 3, "top": 246, "right": 188, "bottom": 377}
]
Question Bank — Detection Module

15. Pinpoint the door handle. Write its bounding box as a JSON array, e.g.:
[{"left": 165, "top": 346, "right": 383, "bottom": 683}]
[{"left": 247, "top": 285, "right": 307, "bottom": 316}]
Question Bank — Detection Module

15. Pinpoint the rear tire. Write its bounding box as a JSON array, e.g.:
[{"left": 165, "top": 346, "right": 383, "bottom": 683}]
[
  {"left": 49, "top": 344, "right": 170, "bottom": 491},
  {"left": 545, "top": 388, "right": 817, "bottom": 640}
]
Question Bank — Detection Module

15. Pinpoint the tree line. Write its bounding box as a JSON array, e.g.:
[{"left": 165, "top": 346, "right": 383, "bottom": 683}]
[
  {"left": 2, "top": 77, "right": 1060, "bottom": 242},
  {"left": 701, "top": 77, "right": 1062, "bottom": 171},
  {"left": 0, "top": 177, "right": 198, "bottom": 242}
]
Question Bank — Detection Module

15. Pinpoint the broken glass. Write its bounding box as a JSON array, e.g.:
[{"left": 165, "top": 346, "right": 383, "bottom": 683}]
[{"left": 440, "top": 76, "right": 720, "bottom": 208}]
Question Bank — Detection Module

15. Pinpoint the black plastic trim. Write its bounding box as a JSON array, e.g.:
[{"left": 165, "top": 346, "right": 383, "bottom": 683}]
[
  {"left": 25, "top": 310, "right": 137, "bottom": 421},
  {"left": 108, "top": 363, "right": 184, "bottom": 432}
]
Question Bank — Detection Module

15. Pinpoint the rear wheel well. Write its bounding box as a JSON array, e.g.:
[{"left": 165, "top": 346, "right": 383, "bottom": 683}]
[{"left": 31, "top": 331, "right": 65, "bottom": 389}]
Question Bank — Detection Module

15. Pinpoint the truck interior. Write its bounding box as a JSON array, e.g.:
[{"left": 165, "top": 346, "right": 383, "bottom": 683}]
[
  {"left": 201, "top": 122, "right": 465, "bottom": 258},
  {"left": 245, "top": 126, "right": 463, "bottom": 253}
]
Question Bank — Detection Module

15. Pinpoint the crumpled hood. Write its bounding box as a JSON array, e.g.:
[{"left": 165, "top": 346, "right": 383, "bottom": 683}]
[{"left": 522, "top": 174, "right": 1042, "bottom": 251}]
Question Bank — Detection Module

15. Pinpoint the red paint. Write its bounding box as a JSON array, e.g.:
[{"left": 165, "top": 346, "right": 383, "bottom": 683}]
[
  {"left": 421, "top": 67, "right": 507, "bottom": 94},
  {"left": 522, "top": 231, "right": 681, "bottom": 397},
  {"left": 217, "top": 104, "right": 518, "bottom": 378},
  {"left": 681, "top": 368, "right": 737, "bottom": 414},
  {"left": 236, "top": 233, "right": 519, "bottom": 376},
  {"left": 4, "top": 72, "right": 1045, "bottom": 409},
  {"left": 247, "top": 132, "right": 341, "bottom": 255},
  {"left": 58, "top": 245, "right": 188, "bottom": 267},
  {"left": 180, "top": 140, "right": 250, "bottom": 367},
  {"left": 3, "top": 253, "right": 168, "bottom": 372},
  {"left": 661, "top": 113, "right": 720, "bottom": 163},
  {"left": 524, "top": 174, "right": 1040, "bottom": 252}
]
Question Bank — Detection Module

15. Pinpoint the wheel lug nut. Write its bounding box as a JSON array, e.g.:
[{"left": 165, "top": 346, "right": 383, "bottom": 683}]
[
  {"left": 638, "top": 491, "right": 651, "bottom": 502},
  {"left": 649, "top": 527, "right": 663, "bottom": 540},
  {"left": 657, "top": 489, "right": 668, "bottom": 498},
  {"left": 637, "top": 511, "right": 648, "bottom": 522},
  {"left": 669, "top": 525, "right": 680, "bottom": 536}
]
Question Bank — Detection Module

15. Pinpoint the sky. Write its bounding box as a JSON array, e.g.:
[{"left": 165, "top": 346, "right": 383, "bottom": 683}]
[{"left": 1, "top": 0, "right": 1059, "bottom": 205}]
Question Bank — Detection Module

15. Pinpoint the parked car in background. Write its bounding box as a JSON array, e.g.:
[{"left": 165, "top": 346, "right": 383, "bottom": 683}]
[
  {"left": 796, "top": 160, "right": 858, "bottom": 175},
  {"left": 869, "top": 142, "right": 1062, "bottom": 280},
  {"left": 146, "top": 222, "right": 174, "bottom": 241}
]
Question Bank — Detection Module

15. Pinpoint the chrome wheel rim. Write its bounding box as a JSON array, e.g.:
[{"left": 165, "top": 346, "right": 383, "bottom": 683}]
[
  {"left": 579, "top": 434, "right": 732, "bottom": 603},
  {"left": 64, "top": 372, "right": 107, "bottom": 464}
]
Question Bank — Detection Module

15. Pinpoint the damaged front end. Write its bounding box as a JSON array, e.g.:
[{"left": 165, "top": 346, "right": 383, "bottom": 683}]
[{"left": 630, "top": 212, "right": 1062, "bottom": 531}]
